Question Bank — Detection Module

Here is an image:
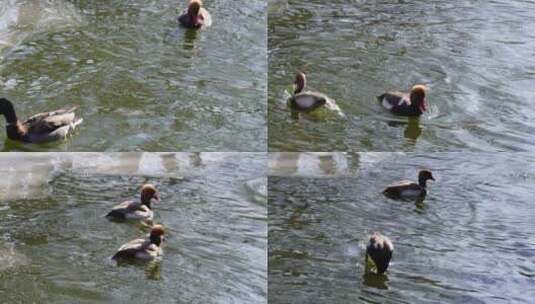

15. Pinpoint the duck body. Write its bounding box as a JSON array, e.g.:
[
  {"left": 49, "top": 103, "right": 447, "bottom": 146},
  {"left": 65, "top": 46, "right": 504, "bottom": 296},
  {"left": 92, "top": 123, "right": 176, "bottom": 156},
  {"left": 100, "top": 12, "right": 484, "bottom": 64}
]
[
  {"left": 383, "top": 180, "right": 427, "bottom": 198},
  {"left": 112, "top": 225, "right": 165, "bottom": 261},
  {"left": 106, "top": 184, "right": 160, "bottom": 222},
  {"left": 288, "top": 72, "right": 341, "bottom": 114},
  {"left": 366, "top": 232, "right": 393, "bottom": 274},
  {"left": 178, "top": 0, "right": 212, "bottom": 29},
  {"left": 112, "top": 238, "right": 162, "bottom": 261},
  {"left": 106, "top": 200, "right": 154, "bottom": 221},
  {"left": 378, "top": 85, "right": 428, "bottom": 117},
  {"left": 0, "top": 98, "right": 82, "bottom": 143},
  {"left": 288, "top": 91, "right": 327, "bottom": 113},
  {"left": 383, "top": 170, "right": 435, "bottom": 199}
]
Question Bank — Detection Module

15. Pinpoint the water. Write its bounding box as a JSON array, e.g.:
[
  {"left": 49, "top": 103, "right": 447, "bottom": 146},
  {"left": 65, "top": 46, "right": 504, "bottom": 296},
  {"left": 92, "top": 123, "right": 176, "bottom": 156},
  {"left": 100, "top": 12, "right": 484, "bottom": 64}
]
[
  {"left": 268, "top": 152, "right": 535, "bottom": 303},
  {"left": 0, "top": 0, "right": 266, "bottom": 151},
  {"left": 268, "top": 0, "right": 535, "bottom": 152},
  {"left": 0, "top": 152, "right": 267, "bottom": 303}
]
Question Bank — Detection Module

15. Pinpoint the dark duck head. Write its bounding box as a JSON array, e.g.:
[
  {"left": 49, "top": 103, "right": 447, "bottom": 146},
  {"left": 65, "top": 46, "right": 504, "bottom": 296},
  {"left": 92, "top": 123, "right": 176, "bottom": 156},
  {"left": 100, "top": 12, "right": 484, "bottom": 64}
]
[{"left": 418, "top": 169, "right": 435, "bottom": 188}]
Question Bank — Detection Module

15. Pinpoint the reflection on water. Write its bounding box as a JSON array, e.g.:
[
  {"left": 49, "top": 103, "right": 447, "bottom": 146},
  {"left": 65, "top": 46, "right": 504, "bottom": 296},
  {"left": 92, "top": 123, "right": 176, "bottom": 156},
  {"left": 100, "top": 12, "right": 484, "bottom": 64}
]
[
  {"left": 269, "top": 0, "right": 535, "bottom": 152},
  {"left": 0, "top": 153, "right": 267, "bottom": 303},
  {"left": 269, "top": 152, "right": 535, "bottom": 303},
  {"left": 0, "top": 0, "right": 266, "bottom": 151}
]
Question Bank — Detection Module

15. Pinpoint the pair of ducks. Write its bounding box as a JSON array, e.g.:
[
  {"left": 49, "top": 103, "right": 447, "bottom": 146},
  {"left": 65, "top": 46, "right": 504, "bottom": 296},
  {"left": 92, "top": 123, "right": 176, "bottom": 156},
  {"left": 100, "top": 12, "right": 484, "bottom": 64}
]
[
  {"left": 0, "top": 1, "right": 211, "bottom": 144},
  {"left": 106, "top": 184, "right": 165, "bottom": 262},
  {"left": 289, "top": 72, "right": 429, "bottom": 117},
  {"left": 366, "top": 169, "right": 435, "bottom": 274}
]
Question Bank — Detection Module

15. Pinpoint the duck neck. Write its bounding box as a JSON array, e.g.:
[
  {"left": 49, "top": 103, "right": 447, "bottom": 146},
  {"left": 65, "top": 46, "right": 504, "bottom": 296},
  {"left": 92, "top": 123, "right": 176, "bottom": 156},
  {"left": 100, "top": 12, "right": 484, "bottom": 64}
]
[
  {"left": 418, "top": 177, "right": 428, "bottom": 188},
  {"left": 141, "top": 197, "right": 152, "bottom": 209},
  {"left": 0, "top": 99, "right": 25, "bottom": 140},
  {"left": 0, "top": 98, "right": 18, "bottom": 124},
  {"left": 150, "top": 235, "right": 161, "bottom": 246},
  {"left": 295, "top": 76, "right": 306, "bottom": 94}
]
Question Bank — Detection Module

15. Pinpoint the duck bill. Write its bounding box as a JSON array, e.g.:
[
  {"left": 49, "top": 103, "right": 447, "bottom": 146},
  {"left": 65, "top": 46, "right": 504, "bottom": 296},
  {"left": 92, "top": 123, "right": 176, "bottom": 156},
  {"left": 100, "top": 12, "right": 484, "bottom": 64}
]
[
  {"left": 419, "top": 99, "right": 428, "bottom": 113},
  {"left": 192, "top": 15, "right": 201, "bottom": 26},
  {"left": 153, "top": 194, "right": 160, "bottom": 202}
]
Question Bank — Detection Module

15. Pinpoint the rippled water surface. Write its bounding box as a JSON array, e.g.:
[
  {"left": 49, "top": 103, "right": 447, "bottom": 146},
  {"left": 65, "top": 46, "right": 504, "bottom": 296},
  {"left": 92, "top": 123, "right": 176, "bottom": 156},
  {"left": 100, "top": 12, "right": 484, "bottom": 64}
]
[
  {"left": 0, "top": 153, "right": 267, "bottom": 303},
  {"left": 269, "top": 152, "right": 535, "bottom": 303},
  {"left": 0, "top": 0, "right": 266, "bottom": 151},
  {"left": 268, "top": 0, "right": 535, "bottom": 151}
]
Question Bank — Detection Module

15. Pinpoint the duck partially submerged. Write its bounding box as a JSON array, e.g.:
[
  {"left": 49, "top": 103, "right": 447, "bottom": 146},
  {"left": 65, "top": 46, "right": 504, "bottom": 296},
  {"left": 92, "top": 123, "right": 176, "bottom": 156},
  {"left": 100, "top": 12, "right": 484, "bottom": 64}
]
[
  {"left": 106, "top": 184, "right": 160, "bottom": 221},
  {"left": 366, "top": 232, "right": 393, "bottom": 274},
  {"left": 112, "top": 225, "right": 165, "bottom": 261},
  {"left": 378, "top": 85, "right": 428, "bottom": 117},
  {"left": 383, "top": 170, "right": 435, "bottom": 199},
  {"left": 0, "top": 98, "right": 82, "bottom": 143},
  {"left": 288, "top": 72, "right": 341, "bottom": 114},
  {"left": 178, "top": 0, "right": 212, "bottom": 29}
]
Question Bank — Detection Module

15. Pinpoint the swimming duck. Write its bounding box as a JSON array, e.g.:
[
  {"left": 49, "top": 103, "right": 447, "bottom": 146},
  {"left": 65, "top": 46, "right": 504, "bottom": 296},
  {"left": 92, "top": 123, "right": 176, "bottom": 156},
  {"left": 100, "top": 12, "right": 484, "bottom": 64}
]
[
  {"left": 383, "top": 170, "right": 435, "bottom": 199},
  {"left": 365, "top": 232, "right": 393, "bottom": 274},
  {"left": 178, "top": 0, "right": 212, "bottom": 29},
  {"left": 112, "top": 225, "right": 165, "bottom": 261},
  {"left": 378, "top": 85, "right": 428, "bottom": 117},
  {"left": 0, "top": 98, "right": 83, "bottom": 143},
  {"left": 288, "top": 72, "right": 340, "bottom": 114},
  {"left": 106, "top": 184, "right": 160, "bottom": 221}
]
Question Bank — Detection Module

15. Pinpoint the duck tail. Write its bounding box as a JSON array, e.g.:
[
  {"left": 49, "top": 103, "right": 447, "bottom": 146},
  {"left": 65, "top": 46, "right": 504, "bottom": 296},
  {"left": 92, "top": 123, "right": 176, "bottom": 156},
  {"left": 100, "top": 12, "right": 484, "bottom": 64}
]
[
  {"left": 377, "top": 94, "right": 386, "bottom": 102},
  {"left": 72, "top": 117, "right": 83, "bottom": 128}
]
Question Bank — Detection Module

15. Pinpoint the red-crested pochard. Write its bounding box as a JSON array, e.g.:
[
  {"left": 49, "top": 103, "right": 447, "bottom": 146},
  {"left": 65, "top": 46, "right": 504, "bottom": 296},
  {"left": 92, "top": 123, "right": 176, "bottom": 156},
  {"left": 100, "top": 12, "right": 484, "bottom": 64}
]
[
  {"left": 0, "top": 98, "right": 82, "bottom": 143},
  {"left": 383, "top": 170, "right": 435, "bottom": 199},
  {"left": 378, "top": 85, "right": 428, "bottom": 117},
  {"left": 106, "top": 184, "right": 160, "bottom": 221},
  {"left": 366, "top": 232, "right": 393, "bottom": 275},
  {"left": 112, "top": 225, "right": 165, "bottom": 261},
  {"left": 288, "top": 72, "right": 340, "bottom": 114},
  {"left": 178, "top": 0, "right": 212, "bottom": 29}
]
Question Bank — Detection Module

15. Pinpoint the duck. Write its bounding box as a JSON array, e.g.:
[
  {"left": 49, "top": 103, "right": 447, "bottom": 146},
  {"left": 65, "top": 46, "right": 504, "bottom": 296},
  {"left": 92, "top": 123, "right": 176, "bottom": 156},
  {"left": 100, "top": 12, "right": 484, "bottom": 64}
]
[
  {"left": 106, "top": 184, "right": 160, "bottom": 221},
  {"left": 112, "top": 225, "right": 165, "bottom": 261},
  {"left": 178, "top": 0, "right": 212, "bottom": 29},
  {"left": 0, "top": 97, "right": 83, "bottom": 143},
  {"left": 288, "top": 72, "right": 340, "bottom": 114},
  {"left": 378, "top": 85, "right": 428, "bottom": 117},
  {"left": 383, "top": 169, "right": 435, "bottom": 199},
  {"left": 365, "top": 232, "right": 393, "bottom": 275}
]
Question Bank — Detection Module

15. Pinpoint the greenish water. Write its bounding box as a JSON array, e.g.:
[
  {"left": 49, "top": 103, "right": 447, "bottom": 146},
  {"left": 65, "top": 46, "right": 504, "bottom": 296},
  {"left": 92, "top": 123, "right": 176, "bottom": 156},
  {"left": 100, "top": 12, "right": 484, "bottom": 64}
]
[
  {"left": 269, "top": 152, "right": 535, "bottom": 303},
  {"left": 0, "top": 153, "right": 267, "bottom": 303},
  {"left": 268, "top": 0, "right": 535, "bottom": 152},
  {"left": 0, "top": 0, "right": 266, "bottom": 151}
]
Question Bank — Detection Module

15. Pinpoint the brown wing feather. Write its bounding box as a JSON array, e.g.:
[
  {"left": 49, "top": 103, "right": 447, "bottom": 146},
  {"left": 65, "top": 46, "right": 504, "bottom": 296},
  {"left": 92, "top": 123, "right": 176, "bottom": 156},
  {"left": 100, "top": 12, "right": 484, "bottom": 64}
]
[
  {"left": 112, "top": 239, "right": 147, "bottom": 259},
  {"left": 378, "top": 92, "right": 406, "bottom": 106},
  {"left": 106, "top": 200, "right": 142, "bottom": 219},
  {"left": 383, "top": 181, "right": 421, "bottom": 196},
  {"left": 23, "top": 107, "right": 78, "bottom": 134}
]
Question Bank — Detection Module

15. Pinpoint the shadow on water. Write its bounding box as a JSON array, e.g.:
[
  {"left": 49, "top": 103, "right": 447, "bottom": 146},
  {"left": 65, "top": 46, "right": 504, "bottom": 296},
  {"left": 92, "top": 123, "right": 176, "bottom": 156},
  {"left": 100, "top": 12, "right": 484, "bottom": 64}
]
[
  {"left": 183, "top": 28, "right": 198, "bottom": 51},
  {"left": 362, "top": 272, "right": 389, "bottom": 290}
]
